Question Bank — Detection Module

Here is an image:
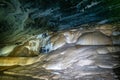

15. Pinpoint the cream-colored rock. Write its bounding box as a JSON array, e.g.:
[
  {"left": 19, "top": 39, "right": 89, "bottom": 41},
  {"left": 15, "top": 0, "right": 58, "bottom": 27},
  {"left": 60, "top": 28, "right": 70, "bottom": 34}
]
[
  {"left": 0, "top": 45, "right": 17, "bottom": 56},
  {"left": 96, "top": 24, "right": 113, "bottom": 30},
  {"left": 95, "top": 24, "right": 113, "bottom": 36},
  {"left": 100, "top": 29, "right": 112, "bottom": 36},
  {"left": 77, "top": 59, "right": 94, "bottom": 66},
  {"left": 52, "top": 39, "right": 66, "bottom": 50},
  {"left": 43, "top": 45, "right": 119, "bottom": 71},
  {"left": 45, "top": 29, "right": 96, "bottom": 51},
  {"left": 96, "top": 47, "right": 110, "bottom": 54},
  {"left": 9, "top": 39, "right": 40, "bottom": 57},
  {"left": 42, "top": 46, "right": 96, "bottom": 70},
  {"left": 76, "top": 31, "right": 112, "bottom": 45},
  {"left": 62, "top": 30, "right": 81, "bottom": 43},
  {"left": 49, "top": 33, "right": 60, "bottom": 44},
  {"left": 45, "top": 33, "right": 66, "bottom": 51}
]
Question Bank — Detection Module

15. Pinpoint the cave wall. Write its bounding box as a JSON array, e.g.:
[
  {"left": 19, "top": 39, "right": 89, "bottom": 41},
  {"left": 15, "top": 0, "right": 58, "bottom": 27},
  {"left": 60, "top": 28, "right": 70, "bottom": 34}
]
[{"left": 0, "top": 0, "right": 120, "bottom": 45}]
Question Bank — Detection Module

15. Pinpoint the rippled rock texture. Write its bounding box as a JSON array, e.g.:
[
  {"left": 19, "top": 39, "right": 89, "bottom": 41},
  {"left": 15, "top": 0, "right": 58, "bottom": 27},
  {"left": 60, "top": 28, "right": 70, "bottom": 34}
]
[
  {"left": 0, "top": 25, "right": 120, "bottom": 80},
  {"left": 0, "top": 0, "right": 120, "bottom": 80},
  {"left": 0, "top": 0, "right": 120, "bottom": 45}
]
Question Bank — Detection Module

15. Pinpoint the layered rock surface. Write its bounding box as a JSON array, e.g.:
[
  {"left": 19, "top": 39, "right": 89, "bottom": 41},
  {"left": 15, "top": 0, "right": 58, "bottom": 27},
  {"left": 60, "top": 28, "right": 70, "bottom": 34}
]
[{"left": 0, "top": 25, "right": 120, "bottom": 80}]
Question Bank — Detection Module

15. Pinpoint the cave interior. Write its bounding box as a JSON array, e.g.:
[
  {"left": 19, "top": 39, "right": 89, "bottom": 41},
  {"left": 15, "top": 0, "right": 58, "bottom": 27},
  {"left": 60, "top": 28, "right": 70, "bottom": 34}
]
[{"left": 0, "top": 0, "right": 120, "bottom": 80}]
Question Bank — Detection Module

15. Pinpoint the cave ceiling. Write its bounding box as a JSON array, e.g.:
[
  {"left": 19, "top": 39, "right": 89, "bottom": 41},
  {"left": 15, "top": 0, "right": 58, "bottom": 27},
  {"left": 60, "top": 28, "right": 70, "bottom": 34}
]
[
  {"left": 0, "top": 0, "right": 119, "bottom": 45},
  {"left": 0, "top": 0, "right": 120, "bottom": 31}
]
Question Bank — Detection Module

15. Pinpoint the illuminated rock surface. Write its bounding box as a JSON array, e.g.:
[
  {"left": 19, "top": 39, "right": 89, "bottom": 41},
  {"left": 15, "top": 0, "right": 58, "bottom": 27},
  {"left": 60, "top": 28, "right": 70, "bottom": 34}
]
[
  {"left": 0, "top": 45, "right": 119, "bottom": 80},
  {"left": 0, "top": 0, "right": 120, "bottom": 80},
  {"left": 0, "top": 28, "right": 120, "bottom": 80}
]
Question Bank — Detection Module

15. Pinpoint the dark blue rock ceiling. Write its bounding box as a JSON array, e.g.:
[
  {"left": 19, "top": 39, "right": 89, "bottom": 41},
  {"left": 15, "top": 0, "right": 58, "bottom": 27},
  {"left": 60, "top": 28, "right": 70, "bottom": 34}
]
[
  {"left": 0, "top": 0, "right": 120, "bottom": 44},
  {"left": 0, "top": 0, "right": 120, "bottom": 31},
  {"left": 18, "top": 0, "right": 120, "bottom": 30}
]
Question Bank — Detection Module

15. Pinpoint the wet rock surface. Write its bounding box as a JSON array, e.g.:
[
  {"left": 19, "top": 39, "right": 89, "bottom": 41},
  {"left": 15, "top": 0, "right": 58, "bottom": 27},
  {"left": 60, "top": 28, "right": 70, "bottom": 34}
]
[
  {"left": 0, "top": 26, "right": 120, "bottom": 80},
  {"left": 0, "top": 0, "right": 120, "bottom": 80},
  {"left": 0, "top": 45, "right": 119, "bottom": 80}
]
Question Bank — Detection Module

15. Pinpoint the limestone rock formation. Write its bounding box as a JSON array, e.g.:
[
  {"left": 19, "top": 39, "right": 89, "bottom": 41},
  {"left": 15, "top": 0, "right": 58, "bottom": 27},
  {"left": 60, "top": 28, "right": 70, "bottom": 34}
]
[
  {"left": 76, "top": 31, "right": 112, "bottom": 45},
  {"left": 0, "top": 45, "right": 17, "bottom": 56},
  {"left": 0, "top": 27, "right": 119, "bottom": 80},
  {"left": 0, "top": 0, "right": 120, "bottom": 80},
  {"left": 1, "top": 45, "right": 119, "bottom": 80}
]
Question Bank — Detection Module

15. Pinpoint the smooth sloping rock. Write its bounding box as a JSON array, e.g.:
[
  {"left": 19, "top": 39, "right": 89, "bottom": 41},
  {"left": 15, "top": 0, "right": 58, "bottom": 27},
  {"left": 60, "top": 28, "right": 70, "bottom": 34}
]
[
  {"left": 76, "top": 31, "right": 112, "bottom": 45},
  {"left": 2, "top": 45, "right": 119, "bottom": 80},
  {"left": 0, "top": 55, "right": 45, "bottom": 66}
]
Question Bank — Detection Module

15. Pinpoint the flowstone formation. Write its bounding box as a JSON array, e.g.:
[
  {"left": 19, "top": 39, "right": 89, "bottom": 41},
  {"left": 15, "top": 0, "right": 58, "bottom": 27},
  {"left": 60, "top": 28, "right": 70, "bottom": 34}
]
[{"left": 0, "top": 24, "right": 120, "bottom": 80}]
